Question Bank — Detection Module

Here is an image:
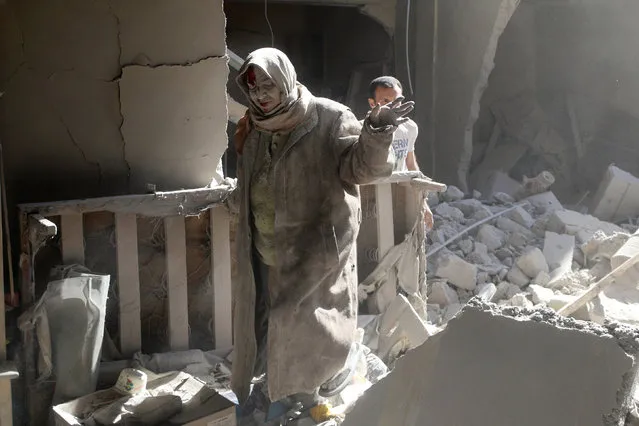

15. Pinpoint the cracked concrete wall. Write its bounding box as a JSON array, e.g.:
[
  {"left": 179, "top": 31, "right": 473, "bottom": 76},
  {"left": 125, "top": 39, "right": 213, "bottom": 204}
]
[
  {"left": 413, "top": 0, "right": 520, "bottom": 190},
  {"left": 0, "top": 0, "right": 228, "bottom": 204}
]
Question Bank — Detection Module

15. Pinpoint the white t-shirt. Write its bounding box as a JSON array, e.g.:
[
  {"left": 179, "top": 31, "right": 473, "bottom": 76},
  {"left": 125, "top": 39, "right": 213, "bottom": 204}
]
[{"left": 391, "top": 119, "right": 418, "bottom": 172}]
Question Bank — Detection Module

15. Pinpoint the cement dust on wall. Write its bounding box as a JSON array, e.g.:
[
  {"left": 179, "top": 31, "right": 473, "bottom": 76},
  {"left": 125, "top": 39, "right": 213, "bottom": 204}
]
[{"left": 0, "top": 0, "right": 229, "bottom": 204}]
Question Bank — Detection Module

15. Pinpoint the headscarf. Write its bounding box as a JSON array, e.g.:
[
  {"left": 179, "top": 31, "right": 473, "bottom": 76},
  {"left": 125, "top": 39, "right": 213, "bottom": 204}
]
[{"left": 236, "top": 48, "right": 312, "bottom": 133}]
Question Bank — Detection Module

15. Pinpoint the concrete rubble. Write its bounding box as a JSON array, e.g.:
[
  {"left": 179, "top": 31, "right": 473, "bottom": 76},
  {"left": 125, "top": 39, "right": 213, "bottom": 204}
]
[
  {"left": 343, "top": 300, "right": 639, "bottom": 426},
  {"left": 423, "top": 183, "right": 639, "bottom": 328}
]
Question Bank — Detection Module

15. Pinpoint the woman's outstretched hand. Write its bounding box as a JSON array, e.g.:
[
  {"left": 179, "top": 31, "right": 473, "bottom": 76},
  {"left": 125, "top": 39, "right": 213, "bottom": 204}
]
[{"left": 368, "top": 97, "right": 415, "bottom": 128}]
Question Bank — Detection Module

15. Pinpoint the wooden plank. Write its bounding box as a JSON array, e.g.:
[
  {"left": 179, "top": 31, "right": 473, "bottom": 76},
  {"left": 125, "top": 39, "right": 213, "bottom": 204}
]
[
  {"left": 19, "top": 186, "right": 230, "bottom": 218},
  {"left": 0, "top": 179, "right": 11, "bottom": 426},
  {"left": 60, "top": 213, "right": 84, "bottom": 264},
  {"left": 375, "top": 183, "right": 395, "bottom": 257},
  {"left": 164, "top": 216, "right": 189, "bottom": 351},
  {"left": 210, "top": 207, "right": 233, "bottom": 349},
  {"left": 115, "top": 213, "right": 141, "bottom": 357},
  {"left": 373, "top": 183, "right": 397, "bottom": 313}
]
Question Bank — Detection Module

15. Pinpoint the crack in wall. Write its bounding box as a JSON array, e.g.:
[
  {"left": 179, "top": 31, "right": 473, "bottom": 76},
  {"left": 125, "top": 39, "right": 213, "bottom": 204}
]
[
  {"left": 106, "top": 0, "right": 132, "bottom": 187},
  {"left": 120, "top": 54, "right": 228, "bottom": 70},
  {"left": 58, "top": 114, "right": 103, "bottom": 185}
]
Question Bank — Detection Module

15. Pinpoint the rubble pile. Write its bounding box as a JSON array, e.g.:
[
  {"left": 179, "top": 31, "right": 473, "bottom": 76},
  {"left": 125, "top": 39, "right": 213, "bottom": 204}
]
[{"left": 425, "top": 184, "right": 639, "bottom": 328}]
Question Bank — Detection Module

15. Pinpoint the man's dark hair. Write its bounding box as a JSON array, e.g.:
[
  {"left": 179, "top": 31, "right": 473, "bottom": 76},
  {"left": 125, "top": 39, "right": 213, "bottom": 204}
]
[{"left": 368, "top": 76, "right": 403, "bottom": 99}]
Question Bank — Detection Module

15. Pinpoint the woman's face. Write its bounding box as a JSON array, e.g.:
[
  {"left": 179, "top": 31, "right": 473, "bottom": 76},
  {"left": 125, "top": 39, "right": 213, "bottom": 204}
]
[{"left": 247, "top": 67, "right": 282, "bottom": 113}]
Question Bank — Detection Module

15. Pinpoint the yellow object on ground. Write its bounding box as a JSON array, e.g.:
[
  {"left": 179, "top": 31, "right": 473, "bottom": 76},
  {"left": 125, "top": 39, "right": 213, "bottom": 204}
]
[{"left": 310, "top": 403, "right": 333, "bottom": 422}]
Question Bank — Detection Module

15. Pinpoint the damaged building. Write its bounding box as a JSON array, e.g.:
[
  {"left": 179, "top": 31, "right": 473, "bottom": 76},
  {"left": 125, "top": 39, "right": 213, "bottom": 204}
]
[{"left": 0, "top": 0, "right": 639, "bottom": 425}]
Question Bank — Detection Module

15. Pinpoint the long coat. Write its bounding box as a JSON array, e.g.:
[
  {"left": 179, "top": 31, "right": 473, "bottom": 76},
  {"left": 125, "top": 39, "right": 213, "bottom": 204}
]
[{"left": 230, "top": 95, "right": 396, "bottom": 403}]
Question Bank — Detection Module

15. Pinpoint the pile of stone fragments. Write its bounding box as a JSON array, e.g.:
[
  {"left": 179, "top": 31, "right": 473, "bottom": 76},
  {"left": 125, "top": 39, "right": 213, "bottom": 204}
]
[{"left": 425, "top": 183, "right": 639, "bottom": 329}]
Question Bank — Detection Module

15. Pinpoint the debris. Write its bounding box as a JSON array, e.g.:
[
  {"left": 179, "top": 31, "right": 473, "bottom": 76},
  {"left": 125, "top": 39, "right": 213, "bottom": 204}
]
[
  {"left": 472, "top": 190, "right": 482, "bottom": 199},
  {"left": 493, "top": 192, "right": 515, "bottom": 204},
  {"left": 493, "top": 282, "right": 521, "bottom": 302},
  {"left": 434, "top": 252, "right": 478, "bottom": 291},
  {"left": 507, "top": 265, "right": 531, "bottom": 288},
  {"left": 506, "top": 293, "right": 533, "bottom": 309},
  {"left": 428, "top": 281, "right": 459, "bottom": 306},
  {"left": 495, "top": 216, "right": 535, "bottom": 240},
  {"left": 543, "top": 232, "right": 575, "bottom": 281},
  {"left": 522, "top": 191, "right": 563, "bottom": 214},
  {"left": 476, "top": 224, "right": 506, "bottom": 251},
  {"left": 528, "top": 284, "right": 554, "bottom": 305},
  {"left": 546, "top": 209, "right": 625, "bottom": 243},
  {"left": 343, "top": 301, "right": 639, "bottom": 426},
  {"left": 530, "top": 271, "right": 550, "bottom": 287},
  {"left": 515, "top": 247, "right": 549, "bottom": 279},
  {"left": 591, "top": 165, "right": 639, "bottom": 222},
  {"left": 441, "top": 185, "right": 464, "bottom": 202},
  {"left": 516, "top": 170, "right": 555, "bottom": 200},
  {"left": 434, "top": 203, "right": 464, "bottom": 222},
  {"left": 506, "top": 206, "right": 535, "bottom": 228},
  {"left": 477, "top": 171, "right": 522, "bottom": 200},
  {"left": 476, "top": 283, "right": 497, "bottom": 301}
]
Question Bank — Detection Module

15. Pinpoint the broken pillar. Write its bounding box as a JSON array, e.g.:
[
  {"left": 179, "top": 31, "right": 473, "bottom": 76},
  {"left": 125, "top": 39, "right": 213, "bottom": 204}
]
[{"left": 343, "top": 300, "right": 639, "bottom": 426}]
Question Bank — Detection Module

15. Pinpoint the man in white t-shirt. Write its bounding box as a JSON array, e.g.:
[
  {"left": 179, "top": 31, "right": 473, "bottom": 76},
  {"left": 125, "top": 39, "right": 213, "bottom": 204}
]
[
  {"left": 365, "top": 76, "right": 433, "bottom": 229},
  {"left": 368, "top": 76, "right": 420, "bottom": 172}
]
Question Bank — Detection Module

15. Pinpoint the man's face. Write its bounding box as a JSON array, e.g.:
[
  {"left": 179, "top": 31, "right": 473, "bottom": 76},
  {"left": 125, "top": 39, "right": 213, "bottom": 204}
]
[
  {"left": 368, "top": 86, "right": 402, "bottom": 108},
  {"left": 247, "top": 67, "right": 282, "bottom": 113}
]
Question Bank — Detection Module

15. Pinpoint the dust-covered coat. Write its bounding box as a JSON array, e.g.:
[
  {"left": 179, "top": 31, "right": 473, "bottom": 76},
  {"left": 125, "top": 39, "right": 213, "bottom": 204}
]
[{"left": 230, "top": 57, "right": 397, "bottom": 405}]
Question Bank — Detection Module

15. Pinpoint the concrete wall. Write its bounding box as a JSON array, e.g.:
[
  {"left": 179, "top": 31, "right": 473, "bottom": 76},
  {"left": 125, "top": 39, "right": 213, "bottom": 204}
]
[
  {"left": 0, "top": 0, "right": 228, "bottom": 204},
  {"left": 413, "top": 0, "right": 520, "bottom": 190}
]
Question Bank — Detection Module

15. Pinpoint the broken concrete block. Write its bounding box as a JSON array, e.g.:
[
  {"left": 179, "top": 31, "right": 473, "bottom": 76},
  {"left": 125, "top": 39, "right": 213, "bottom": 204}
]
[
  {"left": 442, "top": 303, "right": 463, "bottom": 323},
  {"left": 493, "top": 282, "right": 521, "bottom": 301},
  {"left": 476, "top": 283, "right": 497, "bottom": 301},
  {"left": 450, "top": 198, "right": 492, "bottom": 217},
  {"left": 508, "top": 293, "right": 533, "bottom": 309},
  {"left": 434, "top": 203, "right": 465, "bottom": 221},
  {"left": 472, "top": 190, "right": 482, "bottom": 199},
  {"left": 477, "top": 224, "right": 507, "bottom": 251},
  {"left": 344, "top": 301, "right": 639, "bottom": 426},
  {"left": 523, "top": 191, "right": 563, "bottom": 214},
  {"left": 591, "top": 165, "right": 639, "bottom": 222},
  {"left": 543, "top": 231, "right": 575, "bottom": 282},
  {"left": 377, "top": 294, "right": 431, "bottom": 363},
  {"left": 507, "top": 265, "right": 531, "bottom": 288},
  {"left": 612, "top": 228, "right": 639, "bottom": 269},
  {"left": 429, "top": 281, "right": 460, "bottom": 306},
  {"left": 583, "top": 232, "right": 631, "bottom": 264},
  {"left": 442, "top": 185, "right": 464, "bottom": 202},
  {"left": 458, "top": 239, "right": 474, "bottom": 255},
  {"left": 506, "top": 206, "right": 535, "bottom": 228},
  {"left": 516, "top": 247, "right": 549, "bottom": 279},
  {"left": 493, "top": 192, "right": 515, "bottom": 204},
  {"left": 495, "top": 217, "right": 535, "bottom": 240},
  {"left": 531, "top": 271, "right": 551, "bottom": 287},
  {"left": 546, "top": 209, "right": 625, "bottom": 244},
  {"left": 528, "top": 284, "right": 554, "bottom": 305},
  {"left": 434, "top": 252, "right": 478, "bottom": 291}
]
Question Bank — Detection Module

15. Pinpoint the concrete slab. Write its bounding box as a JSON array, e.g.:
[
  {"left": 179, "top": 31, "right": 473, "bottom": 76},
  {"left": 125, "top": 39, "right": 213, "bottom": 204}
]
[
  {"left": 543, "top": 231, "right": 575, "bottom": 282},
  {"left": 546, "top": 209, "right": 625, "bottom": 243},
  {"left": 591, "top": 165, "right": 639, "bottom": 223},
  {"left": 111, "top": 0, "right": 226, "bottom": 66},
  {"left": 343, "top": 300, "right": 639, "bottom": 426},
  {"left": 120, "top": 58, "right": 229, "bottom": 191}
]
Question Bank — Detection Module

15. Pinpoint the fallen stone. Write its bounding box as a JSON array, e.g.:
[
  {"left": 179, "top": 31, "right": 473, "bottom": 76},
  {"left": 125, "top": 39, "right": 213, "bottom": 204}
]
[
  {"left": 493, "top": 192, "right": 515, "bottom": 204},
  {"left": 495, "top": 217, "right": 535, "bottom": 240},
  {"left": 583, "top": 231, "right": 630, "bottom": 264},
  {"left": 546, "top": 209, "right": 625, "bottom": 244},
  {"left": 507, "top": 265, "right": 531, "bottom": 288},
  {"left": 508, "top": 232, "right": 529, "bottom": 249},
  {"left": 531, "top": 271, "right": 551, "bottom": 287},
  {"left": 494, "top": 247, "right": 513, "bottom": 261},
  {"left": 528, "top": 284, "right": 554, "bottom": 305},
  {"left": 516, "top": 247, "right": 549, "bottom": 279},
  {"left": 507, "top": 293, "right": 533, "bottom": 309},
  {"left": 458, "top": 239, "right": 474, "bottom": 255},
  {"left": 344, "top": 301, "right": 639, "bottom": 426},
  {"left": 506, "top": 206, "right": 535, "bottom": 228},
  {"left": 426, "top": 304, "right": 442, "bottom": 326},
  {"left": 548, "top": 270, "right": 593, "bottom": 294},
  {"left": 523, "top": 191, "right": 563, "bottom": 214},
  {"left": 429, "top": 281, "right": 459, "bottom": 306},
  {"left": 476, "top": 283, "right": 497, "bottom": 301},
  {"left": 434, "top": 203, "right": 465, "bottom": 222},
  {"left": 477, "top": 171, "right": 521, "bottom": 199},
  {"left": 493, "top": 282, "right": 521, "bottom": 301},
  {"left": 498, "top": 268, "right": 509, "bottom": 280},
  {"left": 442, "top": 185, "right": 464, "bottom": 202},
  {"left": 477, "top": 224, "right": 507, "bottom": 251},
  {"left": 427, "top": 192, "right": 440, "bottom": 207},
  {"left": 543, "top": 231, "right": 575, "bottom": 281},
  {"left": 471, "top": 208, "right": 493, "bottom": 223},
  {"left": 434, "top": 252, "right": 478, "bottom": 291},
  {"left": 612, "top": 228, "right": 639, "bottom": 269},
  {"left": 472, "top": 190, "right": 482, "bottom": 199},
  {"left": 477, "top": 272, "right": 490, "bottom": 285},
  {"left": 590, "top": 165, "right": 639, "bottom": 222},
  {"left": 502, "top": 257, "right": 513, "bottom": 268},
  {"left": 442, "top": 303, "right": 463, "bottom": 323},
  {"left": 450, "top": 199, "right": 492, "bottom": 217}
]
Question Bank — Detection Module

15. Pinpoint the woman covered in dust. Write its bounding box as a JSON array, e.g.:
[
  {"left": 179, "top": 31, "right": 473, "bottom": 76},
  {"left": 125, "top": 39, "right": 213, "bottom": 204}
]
[{"left": 229, "top": 47, "right": 414, "bottom": 411}]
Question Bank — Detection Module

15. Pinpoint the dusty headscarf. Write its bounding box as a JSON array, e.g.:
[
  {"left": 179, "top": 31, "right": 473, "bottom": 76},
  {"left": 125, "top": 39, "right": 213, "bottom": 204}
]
[{"left": 236, "top": 48, "right": 312, "bottom": 133}]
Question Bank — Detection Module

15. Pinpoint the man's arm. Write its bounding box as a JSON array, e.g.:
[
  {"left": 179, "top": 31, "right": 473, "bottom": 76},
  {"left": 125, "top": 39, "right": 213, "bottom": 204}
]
[
  {"left": 334, "top": 109, "right": 397, "bottom": 185},
  {"left": 406, "top": 151, "right": 420, "bottom": 172}
]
